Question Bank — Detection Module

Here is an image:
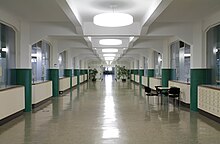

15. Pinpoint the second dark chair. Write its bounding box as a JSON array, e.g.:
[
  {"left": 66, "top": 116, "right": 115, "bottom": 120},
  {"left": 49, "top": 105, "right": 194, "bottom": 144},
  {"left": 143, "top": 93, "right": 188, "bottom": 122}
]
[
  {"left": 145, "top": 86, "right": 157, "bottom": 96},
  {"left": 168, "top": 87, "right": 180, "bottom": 105}
]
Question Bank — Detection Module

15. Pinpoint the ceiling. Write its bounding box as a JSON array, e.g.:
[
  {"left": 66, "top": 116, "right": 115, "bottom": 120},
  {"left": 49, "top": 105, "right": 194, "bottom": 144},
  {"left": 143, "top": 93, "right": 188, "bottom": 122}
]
[{"left": 1, "top": 0, "right": 220, "bottom": 64}]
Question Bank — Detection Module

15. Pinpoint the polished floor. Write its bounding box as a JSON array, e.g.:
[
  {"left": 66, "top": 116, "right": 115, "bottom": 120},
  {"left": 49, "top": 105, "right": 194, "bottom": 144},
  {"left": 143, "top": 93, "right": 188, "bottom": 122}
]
[{"left": 0, "top": 75, "right": 220, "bottom": 144}]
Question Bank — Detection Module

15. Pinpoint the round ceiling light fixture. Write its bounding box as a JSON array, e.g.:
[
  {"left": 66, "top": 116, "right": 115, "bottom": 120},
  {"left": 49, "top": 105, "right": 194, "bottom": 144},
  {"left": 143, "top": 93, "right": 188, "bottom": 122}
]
[
  {"left": 93, "top": 13, "right": 133, "bottom": 27},
  {"left": 99, "top": 39, "right": 122, "bottom": 45}
]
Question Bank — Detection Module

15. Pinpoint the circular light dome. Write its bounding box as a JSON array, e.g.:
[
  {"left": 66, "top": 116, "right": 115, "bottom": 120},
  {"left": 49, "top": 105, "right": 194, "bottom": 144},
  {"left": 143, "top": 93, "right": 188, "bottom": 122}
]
[
  {"left": 93, "top": 13, "right": 133, "bottom": 27},
  {"left": 99, "top": 39, "right": 122, "bottom": 45}
]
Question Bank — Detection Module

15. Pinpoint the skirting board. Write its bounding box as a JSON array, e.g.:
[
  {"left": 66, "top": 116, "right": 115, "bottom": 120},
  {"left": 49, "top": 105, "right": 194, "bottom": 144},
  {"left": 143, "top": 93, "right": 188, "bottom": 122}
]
[
  {"left": 199, "top": 109, "right": 220, "bottom": 123},
  {"left": 0, "top": 110, "right": 24, "bottom": 126}
]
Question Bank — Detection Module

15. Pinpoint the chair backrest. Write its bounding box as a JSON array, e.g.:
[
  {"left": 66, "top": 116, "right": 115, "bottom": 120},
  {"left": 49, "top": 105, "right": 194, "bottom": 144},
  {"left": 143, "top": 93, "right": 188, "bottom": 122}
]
[
  {"left": 169, "top": 87, "right": 180, "bottom": 95},
  {"left": 145, "top": 86, "right": 151, "bottom": 93}
]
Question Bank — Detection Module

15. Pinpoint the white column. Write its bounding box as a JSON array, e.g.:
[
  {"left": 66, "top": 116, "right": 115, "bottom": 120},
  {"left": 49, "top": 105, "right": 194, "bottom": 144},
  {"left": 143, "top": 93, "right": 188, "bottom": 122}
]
[
  {"left": 17, "top": 21, "right": 31, "bottom": 68},
  {"left": 49, "top": 39, "right": 59, "bottom": 69},
  {"left": 148, "top": 49, "right": 155, "bottom": 69},
  {"left": 65, "top": 49, "right": 73, "bottom": 69},
  {"left": 75, "top": 57, "right": 80, "bottom": 69},
  {"left": 162, "top": 40, "right": 170, "bottom": 69},
  {"left": 192, "top": 22, "right": 206, "bottom": 68},
  {"left": 134, "top": 59, "right": 139, "bottom": 69},
  {"left": 139, "top": 56, "right": 144, "bottom": 69}
]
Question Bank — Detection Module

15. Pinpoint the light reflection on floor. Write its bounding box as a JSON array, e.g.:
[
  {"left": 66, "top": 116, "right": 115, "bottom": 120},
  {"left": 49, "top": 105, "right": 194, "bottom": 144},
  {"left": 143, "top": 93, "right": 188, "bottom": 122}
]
[{"left": 102, "top": 75, "right": 120, "bottom": 139}]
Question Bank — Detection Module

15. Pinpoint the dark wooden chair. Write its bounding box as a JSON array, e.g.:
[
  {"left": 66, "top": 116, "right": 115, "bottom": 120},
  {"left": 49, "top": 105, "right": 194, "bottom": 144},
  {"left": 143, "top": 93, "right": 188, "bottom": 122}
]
[{"left": 168, "top": 87, "right": 180, "bottom": 105}]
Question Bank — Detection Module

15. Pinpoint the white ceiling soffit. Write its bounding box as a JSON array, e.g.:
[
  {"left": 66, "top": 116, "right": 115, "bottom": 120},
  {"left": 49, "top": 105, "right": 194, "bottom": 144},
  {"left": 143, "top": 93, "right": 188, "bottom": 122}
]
[
  {"left": 147, "top": 22, "right": 193, "bottom": 45},
  {"left": 57, "top": 39, "right": 89, "bottom": 49},
  {"left": 77, "top": 54, "right": 99, "bottom": 60},
  {"left": 0, "top": 0, "right": 70, "bottom": 22},
  {"left": 56, "top": 0, "right": 83, "bottom": 34},
  {"left": 155, "top": 0, "right": 220, "bottom": 23}
]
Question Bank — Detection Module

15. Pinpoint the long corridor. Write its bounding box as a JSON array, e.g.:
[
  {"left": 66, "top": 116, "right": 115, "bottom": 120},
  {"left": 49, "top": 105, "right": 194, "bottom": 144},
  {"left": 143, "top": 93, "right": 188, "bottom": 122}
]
[{"left": 0, "top": 75, "right": 220, "bottom": 144}]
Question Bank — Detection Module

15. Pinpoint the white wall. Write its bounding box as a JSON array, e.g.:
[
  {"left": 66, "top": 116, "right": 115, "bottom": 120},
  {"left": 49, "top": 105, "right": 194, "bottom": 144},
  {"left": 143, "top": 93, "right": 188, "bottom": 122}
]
[{"left": 148, "top": 49, "right": 155, "bottom": 69}]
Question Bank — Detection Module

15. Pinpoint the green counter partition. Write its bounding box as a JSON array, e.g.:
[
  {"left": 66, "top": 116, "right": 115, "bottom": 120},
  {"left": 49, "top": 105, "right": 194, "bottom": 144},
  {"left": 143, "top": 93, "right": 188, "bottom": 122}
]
[
  {"left": 190, "top": 69, "right": 212, "bottom": 111},
  {"left": 48, "top": 69, "right": 59, "bottom": 97},
  {"left": 64, "top": 69, "right": 72, "bottom": 88},
  {"left": 147, "top": 69, "right": 154, "bottom": 86},
  {"left": 11, "top": 69, "right": 32, "bottom": 112},
  {"left": 162, "top": 69, "right": 172, "bottom": 87}
]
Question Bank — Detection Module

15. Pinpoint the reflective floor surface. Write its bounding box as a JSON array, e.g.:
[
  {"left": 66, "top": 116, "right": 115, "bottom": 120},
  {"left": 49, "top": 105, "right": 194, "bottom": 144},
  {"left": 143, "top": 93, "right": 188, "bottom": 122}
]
[{"left": 0, "top": 75, "right": 220, "bottom": 144}]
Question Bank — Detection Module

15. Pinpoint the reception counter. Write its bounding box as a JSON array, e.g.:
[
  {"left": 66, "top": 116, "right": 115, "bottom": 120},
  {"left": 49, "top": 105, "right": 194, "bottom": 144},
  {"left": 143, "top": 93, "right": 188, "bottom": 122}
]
[
  {"left": 59, "top": 77, "right": 70, "bottom": 92},
  {"left": 0, "top": 86, "right": 25, "bottom": 125},
  {"left": 135, "top": 75, "right": 139, "bottom": 83},
  {"left": 72, "top": 76, "right": 77, "bottom": 87},
  {"left": 149, "top": 77, "right": 161, "bottom": 90},
  {"left": 32, "top": 81, "right": 52, "bottom": 107},
  {"left": 142, "top": 76, "right": 148, "bottom": 87},
  {"left": 198, "top": 85, "right": 220, "bottom": 121},
  {"left": 131, "top": 74, "right": 134, "bottom": 81}
]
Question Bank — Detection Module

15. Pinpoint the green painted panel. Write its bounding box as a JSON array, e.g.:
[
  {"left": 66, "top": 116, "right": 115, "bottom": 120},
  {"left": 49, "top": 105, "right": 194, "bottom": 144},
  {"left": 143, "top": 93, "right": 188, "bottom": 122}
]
[
  {"left": 48, "top": 69, "right": 59, "bottom": 97},
  {"left": 64, "top": 69, "right": 72, "bottom": 89},
  {"left": 133, "top": 69, "right": 138, "bottom": 81},
  {"left": 147, "top": 69, "right": 154, "bottom": 86},
  {"left": 74, "top": 69, "right": 79, "bottom": 76},
  {"left": 134, "top": 70, "right": 138, "bottom": 75},
  {"left": 11, "top": 69, "right": 32, "bottom": 112},
  {"left": 148, "top": 69, "right": 154, "bottom": 77},
  {"left": 80, "top": 70, "right": 82, "bottom": 75},
  {"left": 190, "top": 69, "right": 212, "bottom": 111},
  {"left": 10, "top": 69, "right": 17, "bottom": 85},
  {"left": 162, "top": 69, "right": 172, "bottom": 87},
  {"left": 139, "top": 69, "right": 144, "bottom": 85},
  {"left": 74, "top": 69, "right": 80, "bottom": 85}
]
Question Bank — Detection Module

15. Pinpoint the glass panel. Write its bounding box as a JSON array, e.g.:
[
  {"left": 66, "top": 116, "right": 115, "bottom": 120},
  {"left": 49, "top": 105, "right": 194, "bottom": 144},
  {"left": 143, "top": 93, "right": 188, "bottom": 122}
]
[
  {"left": 31, "top": 41, "right": 50, "bottom": 83},
  {"left": 207, "top": 24, "right": 220, "bottom": 84},
  {"left": 154, "top": 51, "right": 162, "bottom": 78},
  {"left": 170, "top": 42, "right": 179, "bottom": 80},
  {"left": 170, "top": 41, "right": 190, "bottom": 83},
  {"left": 144, "top": 57, "right": 148, "bottom": 76},
  {"left": 0, "top": 23, "right": 15, "bottom": 87},
  {"left": 59, "top": 51, "right": 65, "bottom": 77}
]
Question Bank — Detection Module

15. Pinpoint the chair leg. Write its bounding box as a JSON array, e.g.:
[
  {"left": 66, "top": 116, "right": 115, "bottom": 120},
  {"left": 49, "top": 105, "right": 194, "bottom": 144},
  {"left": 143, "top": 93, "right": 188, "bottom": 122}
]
[{"left": 178, "top": 96, "right": 180, "bottom": 106}]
